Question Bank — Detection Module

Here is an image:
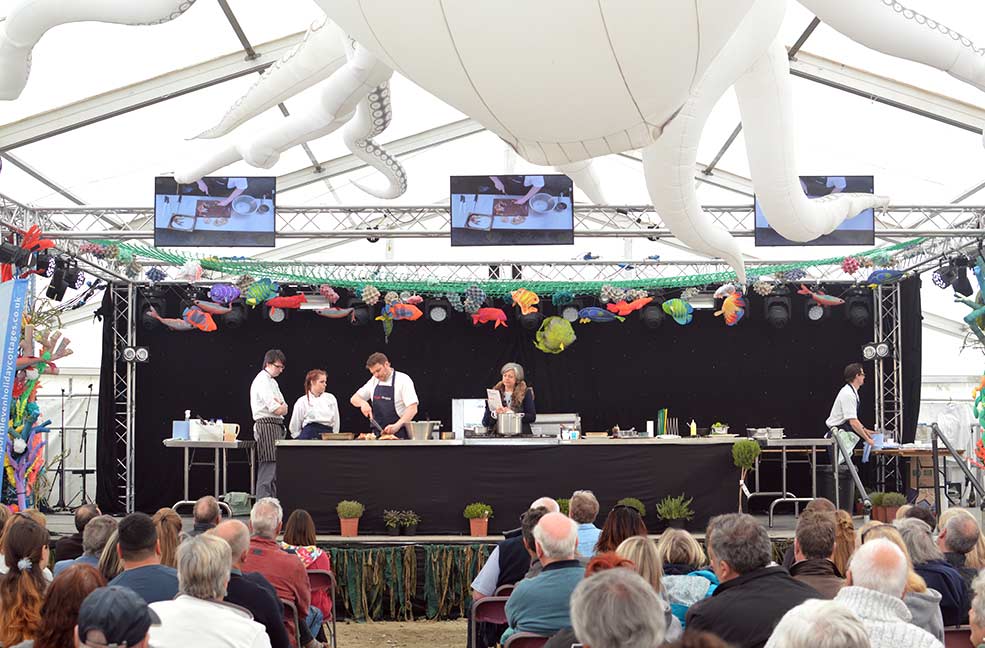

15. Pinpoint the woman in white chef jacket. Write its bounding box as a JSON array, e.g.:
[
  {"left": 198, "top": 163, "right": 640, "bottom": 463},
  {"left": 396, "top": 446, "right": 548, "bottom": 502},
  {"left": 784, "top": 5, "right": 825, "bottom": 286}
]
[{"left": 289, "top": 369, "right": 340, "bottom": 440}]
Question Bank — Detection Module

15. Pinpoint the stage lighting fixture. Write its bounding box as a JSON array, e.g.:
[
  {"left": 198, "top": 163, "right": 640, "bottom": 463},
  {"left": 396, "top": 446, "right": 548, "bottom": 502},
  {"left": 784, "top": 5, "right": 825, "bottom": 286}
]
[
  {"left": 63, "top": 260, "right": 84, "bottom": 289},
  {"left": 861, "top": 343, "right": 877, "bottom": 361},
  {"left": 764, "top": 287, "right": 791, "bottom": 329},
  {"left": 138, "top": 290, "right": 167, "bottom": 330},
  {"left": 558, "top": 299, "right": 583, "bottom": 323},
  {"left": 844, "top": 289, "right": 872, "bottom": 329},
  {"left": 951, "top": 255, "right": 974, "bottom": 297},
  {"left": 264, "top": 306, "right": 287, "bottom": 323},
  {"left": 45, "top": 258, "right": 69, "bottom": 300},
  {"left": 520, "top": 311, "right": 544, "bottom": 331},
  {"left": 861, "top": 340, "right": 893, "bottom": 361},
  {"left": 641, "top": 303, "right": 665, "bottom": 330},
  {"left": 34, "top": 251, "right": 55, "bottom": 277},
  {"left": 875, "top": 341, "right": 892, "bottom": 358},
  {"left": 0, "top": 241, "right": 30, "bottom": 266},
  {"left": 220, "top": 303, "right": 247, "bottom": 329},
  {"left": 425, "top": 298, "right": 451, "bottom": 323},
  {"left": 805, "top": 301, "right": 825, "bottom": 322},
  {"left": 121, "top": 346, "right": 150, "bottom": 363}
]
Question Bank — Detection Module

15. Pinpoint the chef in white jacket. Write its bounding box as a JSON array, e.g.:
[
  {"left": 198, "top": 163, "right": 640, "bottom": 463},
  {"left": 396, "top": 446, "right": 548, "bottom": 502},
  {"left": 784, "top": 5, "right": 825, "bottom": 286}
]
[{"left": 289, "top": 369, "right": 340, "bottom": 439}]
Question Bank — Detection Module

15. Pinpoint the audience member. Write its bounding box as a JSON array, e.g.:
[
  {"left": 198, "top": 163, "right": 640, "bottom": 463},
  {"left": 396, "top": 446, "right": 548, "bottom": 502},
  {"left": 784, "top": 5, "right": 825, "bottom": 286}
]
[
  {"left": 152, "top": 508, "right": 183, "bottom": 568},
  {"left": 520, "top": 507, "right": 553, "bottom": 578},
  {"left": 686, "top": 513, "right": 818, "bottom": 648},
  {"left": 109, "top": 512, "right": 179, "bottom": 604},
  {"left": 939, "top": 507, "right": 985, "bottom": 570},
  {"left": 242, "top": 497, "right": 322, "bottom": 648},
  {"left": 897, "top": 517, "right": 968, "bottom": 626},
  {"left": 831, "top": 509, "right": 856, "bottom": 578},
  {"left": 594, "top": 504, "right": 647, "bottom": 554},
  {"left": 0, "top": 514, "right": 53, "bottom": 580},
  {"left": 0, "top": 518, "right": 50, "bottom": 646},
  {"left": 97, "top": 530, "right": 122, "bottom": 581},
  {"left": 765, "top": 599, "right": 870, "bottom": 648},
  {"left": 665, "top": 630, "right": 733, "bottom": 648},
  {"left": 54, "top": 516, "right": 117, "bottom": 576},
  {"left": 616, "top": 536, "right": 683, "bottom": 641},
  {"left": 895, "top": 504, "right": 913, "bottom": 520},
  {"left": 904, "top": 504, "right": 938, "bottom": 532},
  {"left": 30, "top": 564, "right": 105, "bottom": 648},
  {"left": 211, "top": 521, "right": 290, "bottom": 648},
  {"left": 970, "top": 572, "right": 985, "bottom": 648},
  {"left": 860, "top": 523, "right": 944, "bottom": 643},
  {"left": 789, "top": 511, "right": 845, "bottom": 598},
  {"left": 656, "top": 528, "right": 718, "bottom": 628},
  {"left": 149, "top": 534, "right": 271, "bottom": 648},
  {"left": 0, "top": 503, "right": 10, "bottom": 535},
  {"left": 74, "top": 586, "right": 158, "bottom": 648},
  {"left": 53, "top": 504, "right": 100, "bottom": 563},
  {"left": 20, "top": 510, "right": 46, "bottom": 528},
  {"left": 189, "top": 496, "right": 222, "bottom": 537},
  {"left": 569, "top": 490, "right": 602, "bottom": 557},
  {"left": 780, "top": 498, "right": 836, "bottom": 569},
  {"left": 570, "top": 568, "right": 666, "bottom": 648},
  {"left": 504, "top": 512, "right": 584, "bottom": 641},
  {"left": 470, "top": 497, "right": 559, "bottom": 600},
  {"left": 935, "top": 510, "right": 979, "bottom": 594},
  {"left": 281, "top": 509, "right": 333, "bottom": 620},
  {"left": 833, "top": 538, "right": 942, "bottom": 648}
]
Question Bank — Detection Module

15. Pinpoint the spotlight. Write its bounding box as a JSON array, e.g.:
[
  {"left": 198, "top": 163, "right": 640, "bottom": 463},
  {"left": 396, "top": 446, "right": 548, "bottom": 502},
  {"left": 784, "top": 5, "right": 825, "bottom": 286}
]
[
  {"left": 805, "top": 301, "right": 825, "bottom": 322},
  {"left": 265, "top": 306, "right": 287, "bottom": 323},
  {"left": 558, "top": 299, "right": 583, "bottom": 323},
  {"left": 932, "top": 263, "right": 957, "bottom": 289},
  {"left": 951, "top": 256, "right": 974, "bottom": 297},
  {"left": 0, "top": 241, "right": 30, "bottom": 266},
  {"left": 121, "top": 346, "right": 150, "bottom": 363},
  {"left": 34, "top": 251, "right": 55, "bottom": 277},
  {"left": 519, "top": 311, "right": 544, "bottom": 331},
  {"left": 862, "top": 343, "right": 877, "bottom": 361},
  {"left": 844, "top": 289, "right": 871, "bottom": 329},
  {"left": 425, "top": 298, "right": 451, "bottom": 323},
  {"left": 45, "top": 257, "right": 69, "bottom": 301},
  {"left": 641, "top": 303, "right": 665, "bottom": 330},
  {"left": 220, "top": 303, "right": 247, "bottom": 329},
  {"left": 861, "top": 340, "right": 893, "bottom": 361},
  {"left": 134, "top": 347, "right": 150, "bottom": 363},
  {"left": 63, "top": 260, "right": 84, "bottom": 289},
  {"left": 875, "top": 341, "right": 892, "bottom": 358},
  {"left": 764, "top": 286, "right": 791, "bottom": 329}
]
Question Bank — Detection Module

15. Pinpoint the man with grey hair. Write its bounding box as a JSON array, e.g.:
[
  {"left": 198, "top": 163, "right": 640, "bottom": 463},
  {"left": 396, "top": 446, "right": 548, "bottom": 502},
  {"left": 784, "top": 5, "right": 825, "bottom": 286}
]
[
  {"left": 687, "top": 513, "right": 818, "bottom": 648},
  {"left": 569, "top": 490, "right": 601, "bottom": 557},
  {"left": 242, "top": 498, "right": 322, "bottom": 648},
  {"left": 211, "top": 521, "right": 290, "bottom": 648},
  {"left": 149, "top": 534, "right": 271, "bottom": 647},
  {"left": 54, "top": 514, "right": 117, "bottom": 576},
  {"left": 503, "top": 512, "right": 583, "bottom": 641},
  {"left": 936, "top": 511, "right": 980, "bottom": 595},
  {"left": 897, "top": 517, "right": 969, "bottom": 626},
  {"left": 765, "top": 599, "right": 870, "bottom": 648},
  {"left": 834, "top": 538, "right": 942, "bottom": 648},
  {"left": 569, "top": 568, "right": 666, "bottom": 648}
]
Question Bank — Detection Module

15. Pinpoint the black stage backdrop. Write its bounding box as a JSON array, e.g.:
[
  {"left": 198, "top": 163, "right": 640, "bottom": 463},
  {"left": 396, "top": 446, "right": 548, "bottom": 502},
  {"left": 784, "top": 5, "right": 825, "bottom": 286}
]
[{"left": 96, "top": 278, "right": 922, "bottom": 515}]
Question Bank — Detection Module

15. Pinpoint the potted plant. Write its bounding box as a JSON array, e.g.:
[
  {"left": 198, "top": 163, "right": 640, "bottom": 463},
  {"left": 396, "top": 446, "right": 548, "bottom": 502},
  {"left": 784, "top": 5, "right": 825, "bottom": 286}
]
[
  {"left": 337, "top": 500, "right": 364, "bottom": 537},
  {"left": 400, "top": 510, "right": 420, "bottom": 535},
  {"left": 617, "top": 497, "right": 646, "bottom": 518},
  {"left": 656, "top": 494, "right": 695, "bottom": 529},
  {"left": 383, "top": 509, "right": 401, "bottom": 536},
  {"left": 869, "top": 491, "right": 885, "bottom": 522},
  {"left": 732, "top": 440, "right": 762, "bottom": 512},
  {"left": 464, "top": 502, "right": 493, "bottom": 536},
  {"left": 882, "top": 492, "right": 906, "bottom": 521},
  {"left": 557, "top": 498, "right": 570, "bottom": 516}
]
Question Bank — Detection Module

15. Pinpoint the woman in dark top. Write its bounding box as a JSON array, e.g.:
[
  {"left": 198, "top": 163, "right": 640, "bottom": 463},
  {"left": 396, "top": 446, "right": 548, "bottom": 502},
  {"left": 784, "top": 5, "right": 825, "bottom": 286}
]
[
  {"left": 594, "top": 505, "right": 648, "bottom": 554},
  {"left": 482, "top": 362, "right": 536, "bottom": 435}
]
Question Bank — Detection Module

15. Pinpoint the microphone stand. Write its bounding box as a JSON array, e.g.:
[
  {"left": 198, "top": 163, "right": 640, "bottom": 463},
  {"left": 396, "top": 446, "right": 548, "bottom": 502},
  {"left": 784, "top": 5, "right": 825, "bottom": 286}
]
[
  {"left": 77, "top": 383, "right": 93, "bottom": 505},
  {"left": 54, "top": 388, "right": 67, "bottom": 510}
]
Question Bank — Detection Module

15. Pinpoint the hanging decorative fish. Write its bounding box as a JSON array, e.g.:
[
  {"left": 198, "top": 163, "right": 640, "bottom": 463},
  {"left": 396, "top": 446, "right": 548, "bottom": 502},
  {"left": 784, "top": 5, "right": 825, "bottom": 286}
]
[
  {"left": 244, "top": 278, "right": 279, "bottom": 307},
  {"left": 208, "top": 283, "right": 241, "bottom": 304},
  {"left": 865, "top": 269, "right": 904, "bottom": 287},
  {"left": 797, "top": 284, "right": 845, "bottom": 307},
  {"left": 662, "top": 299, "right": 694, "bottom": 326},
  {"left": 193, "top": 299, "right": 233, "bottom": 316},
  {"left": 578, "top": 307, "right": 625, "bottom": 324},
  {"left": 182, "top": 306, "right": 217, "bottom": 332},
  {"left": 146, "top": 306, "right": 195, "bottom": 331},
  {"left": 714, "top": 292, "right": 746, "bottom": 326},
  {"left": 606, "top": 296, "right": 653, "bottom": 316},
  {"left": 511, "top": 288, "right": 540, "bottom": 315},
  {"left": 315, "top": 307, "right": 355, "bottom": 322}
]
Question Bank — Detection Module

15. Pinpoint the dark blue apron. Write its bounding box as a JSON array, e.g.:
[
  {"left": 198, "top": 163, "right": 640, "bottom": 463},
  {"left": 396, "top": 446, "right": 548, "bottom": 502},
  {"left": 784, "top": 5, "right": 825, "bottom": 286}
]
[
  {"left": 299, "top": 421, "right": 334, "bottom": 440},
  {"left": 372, "top": 374, "right": 405, "bottom": 439}
]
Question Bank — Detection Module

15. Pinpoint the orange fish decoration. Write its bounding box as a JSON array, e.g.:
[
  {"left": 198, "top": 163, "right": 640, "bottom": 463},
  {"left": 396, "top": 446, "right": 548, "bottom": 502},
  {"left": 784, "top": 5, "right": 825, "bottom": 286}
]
[
  {"left": 606, "top": 296, "right": 653, "bottom": 317},
  {"left": 182, "top": 306, "right": 217, "bottom": 332},
  {"left": 714, "top": 292, "right": 746, "bottom": 327},
  {"left": 511, "top": 288, "right": 540, "bottom": 315},
  {"left": 472, "top": 307, "right": 508, "bottom": 328}
]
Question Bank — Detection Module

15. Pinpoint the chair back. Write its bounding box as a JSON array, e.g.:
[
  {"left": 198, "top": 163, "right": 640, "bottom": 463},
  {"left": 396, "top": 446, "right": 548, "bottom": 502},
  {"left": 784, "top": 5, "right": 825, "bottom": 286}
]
[
  {"left": 494, "top": 584, "right": 515, "bottom": 597},
  {"left": 944, "top": 626, "right": 971, "bottom": 648},
  {"left": 470, "top": 596, "right": 510, "bottom": 648},
  {"left": 280, "top": 597, "right": 302, "bottom": 648},
  {"left": 503, "top": 631, "right": 550, "bottom": 648},
  {"left": 309, "top": 568, "right": 335, "bottom": 595}
]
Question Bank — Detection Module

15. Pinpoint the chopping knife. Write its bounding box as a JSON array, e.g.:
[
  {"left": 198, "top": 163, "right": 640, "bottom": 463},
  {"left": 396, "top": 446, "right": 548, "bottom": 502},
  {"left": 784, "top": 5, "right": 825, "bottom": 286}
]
[{"left": 369, "top": 417, "right": 384, "bottom": 435}]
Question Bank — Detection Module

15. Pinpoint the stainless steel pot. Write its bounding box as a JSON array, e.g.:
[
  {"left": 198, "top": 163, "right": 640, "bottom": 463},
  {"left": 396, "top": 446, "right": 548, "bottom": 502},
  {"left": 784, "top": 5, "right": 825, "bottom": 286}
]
[
  {"left": 407, "top": 420, "right": 441, "bottom": 440},
  {"left": 496, "top": 411, "right": 524, "bottom": 436}
]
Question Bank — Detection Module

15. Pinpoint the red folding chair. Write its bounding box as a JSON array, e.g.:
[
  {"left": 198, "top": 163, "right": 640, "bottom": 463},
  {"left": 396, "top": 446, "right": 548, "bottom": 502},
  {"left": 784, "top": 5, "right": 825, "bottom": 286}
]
[
  {"left": 494, "top": 584, "right": 515, "bottom": 597},
  {"left": 308, "top": 569, "right": 337, "bottom": 648},
  {"left": 280, "top": 598, "right": 302, "bottom": 648},
  {"left": 470, "top": 596, "right": 509, "bottom": 648},
  {"left": 944, "top": 626, "right": 971, "bottom": 648},
  {"left": 504, "top": 631, "right": 550, "bottom": 648}
]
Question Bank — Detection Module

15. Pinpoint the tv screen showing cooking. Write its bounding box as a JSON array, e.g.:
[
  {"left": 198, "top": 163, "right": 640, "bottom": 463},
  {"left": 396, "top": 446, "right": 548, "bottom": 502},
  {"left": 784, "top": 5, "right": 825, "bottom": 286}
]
[
  {"left": 754, "top": 175, "right": 875, "bottom": 246},
  {"left": 450, "top": 174, "right": 574, "bottom": 246},
  {"left": 154, "top": 176, "right": 276, "bottom": 247}
]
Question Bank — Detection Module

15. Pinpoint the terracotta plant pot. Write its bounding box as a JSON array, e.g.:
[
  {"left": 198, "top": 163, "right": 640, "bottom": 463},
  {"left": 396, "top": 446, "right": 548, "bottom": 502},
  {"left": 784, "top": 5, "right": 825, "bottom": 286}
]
[
  {"left": 884, "top": 506, "right": 900, "bottom": 522},
  {"left": 469, "top": 518, "right": 489, "bottom": 537},
  {"left": 872, "top": 506, "right": 886, "bottom": 522},
  {"left": 340, "top": 517, "right": 360, "bottom": 537}
]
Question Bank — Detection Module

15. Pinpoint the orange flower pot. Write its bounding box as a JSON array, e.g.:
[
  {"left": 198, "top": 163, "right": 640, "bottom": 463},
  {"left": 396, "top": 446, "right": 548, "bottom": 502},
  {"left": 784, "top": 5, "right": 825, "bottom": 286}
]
[
  {"left": 340, "top": 517, "right": 360, "bottom": 537},
  {"left": 469, "top": 518, "right": 489, "bottom": 537}
]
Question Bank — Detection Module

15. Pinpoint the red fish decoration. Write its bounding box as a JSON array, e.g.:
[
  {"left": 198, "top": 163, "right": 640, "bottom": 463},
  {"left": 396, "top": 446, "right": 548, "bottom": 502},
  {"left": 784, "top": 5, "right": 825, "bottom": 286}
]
[
  {"left": 266, "top": 294, "right": 307, "bottom": 318},
  {"left": 606, "top": 297, "right": 654, "bottom": 317},
  {"left": 472, "top": 307, "right": 508, "bottom": 329}
]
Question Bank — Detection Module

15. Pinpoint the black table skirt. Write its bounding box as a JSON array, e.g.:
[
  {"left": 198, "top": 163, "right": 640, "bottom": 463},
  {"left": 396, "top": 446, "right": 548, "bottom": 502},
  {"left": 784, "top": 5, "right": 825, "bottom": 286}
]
[{"left": 277, "top": 443, "right": 739, "bottom": 535}]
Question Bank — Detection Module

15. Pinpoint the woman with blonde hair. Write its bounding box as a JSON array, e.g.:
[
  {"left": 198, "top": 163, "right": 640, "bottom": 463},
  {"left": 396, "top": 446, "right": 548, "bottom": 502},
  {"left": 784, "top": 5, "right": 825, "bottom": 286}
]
[
  {"left": 654, "top": 529, "right": 717, "bottom": 629},
  {"left": 939, "top": 506, "right": 985, "bottom": 570},
  {"left": 860, "top": 523, "right": 944, "bottom": 642},
  {"left": 0, "top": 518, "right": 50, "bottom": 646},
  {"left": 830, "top": 509, "right": 856, "bottom": 576},
  {"left": 612, "top": 539, "right": 682, "bottom": 643},
  {"left": 97, "top": 530, "right": 122, "bottom": 581},
  {"left": 656, "top": 528, "right": 707, "bottom": 574},
  {"left": 152, "top": 507, "right": 182, "bottom": 568}
]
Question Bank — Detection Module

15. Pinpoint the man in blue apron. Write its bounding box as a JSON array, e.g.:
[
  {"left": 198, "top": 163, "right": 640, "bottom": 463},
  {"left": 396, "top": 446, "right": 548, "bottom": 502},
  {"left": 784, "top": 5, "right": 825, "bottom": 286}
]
[
  {"left": 825, "top": 362, "right": 876, "bottom": 464},
  {"left": 350, "top": 352, "right": 419, "bottom": 439}
]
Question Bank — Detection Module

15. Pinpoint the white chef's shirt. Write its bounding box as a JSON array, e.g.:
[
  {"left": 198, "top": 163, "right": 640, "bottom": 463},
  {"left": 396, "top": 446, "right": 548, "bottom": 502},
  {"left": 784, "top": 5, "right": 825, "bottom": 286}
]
[
  {"left": 355, "top": 369, "right": 419, "bottom": 417},
  {"left": 250, "top": 369, "right": 285, "bottom": 421},
  {"left": 825, "top": 383, "right": 860, "bottom": 428},
  {"left": 289, "top": 392, "right": 340, "bottom": 437},
  {"left": 523, "top": 175, "right": 545, "bottom": 189}
]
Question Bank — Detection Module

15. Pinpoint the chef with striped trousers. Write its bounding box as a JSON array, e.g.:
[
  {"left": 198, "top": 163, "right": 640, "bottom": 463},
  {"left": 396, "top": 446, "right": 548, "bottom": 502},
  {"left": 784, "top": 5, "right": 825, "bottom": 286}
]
[{"left": 250, "top": 348, "right": 288, "bottom": 497}]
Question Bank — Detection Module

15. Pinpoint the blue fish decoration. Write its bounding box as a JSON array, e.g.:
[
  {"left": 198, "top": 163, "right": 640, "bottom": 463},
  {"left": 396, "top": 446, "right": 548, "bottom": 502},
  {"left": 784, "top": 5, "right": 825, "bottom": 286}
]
[
  {"left": 866, "top": 269, "right": 904, "bottom": 286},
  {"left": 577, "top": 307, "right": 625, "bottom": 324},
  {"left": 662, "top": 298, "right": 694, "bottom": 326}
]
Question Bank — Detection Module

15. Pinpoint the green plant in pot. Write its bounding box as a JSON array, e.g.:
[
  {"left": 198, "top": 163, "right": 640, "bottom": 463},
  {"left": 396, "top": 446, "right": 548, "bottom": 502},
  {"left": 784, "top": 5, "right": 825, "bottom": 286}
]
[
  {"left": 383, "top": 509, "right": 401, "bottom": 536},
  {"left": 616, "top": 497, "right": 646, "bottom": 518},
  {"left": 868, "top": 491, "right": 886, "bottom": 522},
  {"left": 556, "top": 498, "right": 570, "bottom": 516},
  {"left": 656, "top": 494, "right": 694, "bottom": 529},
  {"left": 882, "top": 492, "right": 906, "bottom": 521},
  {"left": 400, "top": 510, "right": 421, "bottom": 535},
  {"left": 464, "top": 502, "right": 493, "bottom": 536},
  {"left": 337, "top": 500, "right": 364, "bottom": 537},
  {"left": 732, "top": 440, "right": 761, "bottom": 512}
]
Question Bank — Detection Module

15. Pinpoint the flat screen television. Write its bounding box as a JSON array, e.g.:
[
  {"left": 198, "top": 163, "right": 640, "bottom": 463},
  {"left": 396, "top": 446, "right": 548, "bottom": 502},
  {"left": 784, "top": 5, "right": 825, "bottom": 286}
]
[
  {"left": 450, "top": 174, "right": 574, "bottom": 246},
  {"left": 154, "top": 176, "right": 276, "bottom": 247},
  {"left": 754, "top": 175, "right": 875, "bottom": 247}
]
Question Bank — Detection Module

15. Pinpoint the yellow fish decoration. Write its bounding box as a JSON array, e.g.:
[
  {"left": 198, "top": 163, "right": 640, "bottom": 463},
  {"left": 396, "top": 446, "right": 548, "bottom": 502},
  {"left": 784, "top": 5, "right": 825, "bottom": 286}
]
[{"left": 511, "top": 288, "right": 540, "bottom": 315}]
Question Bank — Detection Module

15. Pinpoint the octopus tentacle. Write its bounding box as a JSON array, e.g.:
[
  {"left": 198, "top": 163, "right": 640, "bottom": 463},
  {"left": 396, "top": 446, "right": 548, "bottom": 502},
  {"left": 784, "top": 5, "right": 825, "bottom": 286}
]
[{"left": 343, "top": 81, "right": 407, "bottom": 199}]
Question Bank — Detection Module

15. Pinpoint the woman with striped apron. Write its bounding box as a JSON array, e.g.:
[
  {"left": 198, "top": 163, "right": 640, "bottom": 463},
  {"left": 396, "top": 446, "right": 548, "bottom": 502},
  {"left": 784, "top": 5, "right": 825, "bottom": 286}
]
[{"left": 250, "top": 349, "right": 288, "bottom": 498}]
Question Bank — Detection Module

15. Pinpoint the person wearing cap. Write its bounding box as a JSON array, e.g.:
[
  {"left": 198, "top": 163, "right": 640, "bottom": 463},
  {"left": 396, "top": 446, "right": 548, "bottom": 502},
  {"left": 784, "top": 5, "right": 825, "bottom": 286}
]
[
  {"left": 149, "top": 534, "right": 271, "bottom": 648},
  {"left": 482, "top": 362, "right": 537, "bottom": 435},
  {"left": 75, "top": 585, "right": 159, "bottom": 648}
]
